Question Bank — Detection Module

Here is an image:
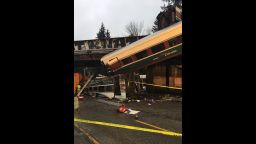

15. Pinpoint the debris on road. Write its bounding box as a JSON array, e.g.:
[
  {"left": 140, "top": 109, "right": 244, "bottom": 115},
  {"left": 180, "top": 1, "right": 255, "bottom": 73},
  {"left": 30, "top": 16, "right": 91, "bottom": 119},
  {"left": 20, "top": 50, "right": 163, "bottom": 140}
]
[
  {"left": 160, "top": 95, "right": 182, "bottom": 102},
  {"left": 117, "top": 104, "right": 128, "bottom": 113},
  {"left": 117, "top": 104, "right": 140, "bottom": 119},
  {"left": 126, "top": 109, "right": 140, "bottom": 115},
  {"left": 126, "top": 109, "right": 140, "bottom": 120}
]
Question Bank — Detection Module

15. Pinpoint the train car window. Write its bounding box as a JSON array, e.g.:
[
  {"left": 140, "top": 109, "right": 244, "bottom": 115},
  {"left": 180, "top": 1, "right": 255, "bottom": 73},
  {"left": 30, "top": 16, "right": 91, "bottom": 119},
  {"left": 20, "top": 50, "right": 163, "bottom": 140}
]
[
  {"left": 151, "top": 43, "right": 165, "bottom": 54},
  {"left": 135, "top": 50, "right": 148, "bottom": 60},
  {"left": 168, "top": 39, "right": 176, "bottom": 47},
  {"left": 176, "top": 35, "right": 182, "bottom": 44},
  {"left": 121, "top": 57, "right": 133, "bottom": 65},
  {"left": 169, "top": 35, "right": 182, "bottom": 47}
]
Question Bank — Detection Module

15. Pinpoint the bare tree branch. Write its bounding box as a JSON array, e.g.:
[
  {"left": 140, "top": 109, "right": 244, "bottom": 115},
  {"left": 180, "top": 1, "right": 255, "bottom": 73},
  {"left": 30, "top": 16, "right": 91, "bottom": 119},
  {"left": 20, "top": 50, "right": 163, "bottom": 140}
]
[{"left": 125, "top": 21, "right": 144, "bottom": 36}]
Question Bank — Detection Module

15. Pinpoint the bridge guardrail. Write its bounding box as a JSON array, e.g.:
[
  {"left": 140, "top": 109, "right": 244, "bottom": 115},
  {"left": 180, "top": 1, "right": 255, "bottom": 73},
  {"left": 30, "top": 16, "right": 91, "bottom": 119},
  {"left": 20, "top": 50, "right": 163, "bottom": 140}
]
[{"left": 74, "top": 49, "right": 119, "bottom": 55}]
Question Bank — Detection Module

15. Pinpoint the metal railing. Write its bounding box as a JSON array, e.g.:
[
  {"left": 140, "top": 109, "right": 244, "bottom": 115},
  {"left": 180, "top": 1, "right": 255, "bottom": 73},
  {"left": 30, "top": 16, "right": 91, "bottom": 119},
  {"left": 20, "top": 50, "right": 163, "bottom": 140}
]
[{"left": 74, "top": 48, "right": 119, "bottom": 55}]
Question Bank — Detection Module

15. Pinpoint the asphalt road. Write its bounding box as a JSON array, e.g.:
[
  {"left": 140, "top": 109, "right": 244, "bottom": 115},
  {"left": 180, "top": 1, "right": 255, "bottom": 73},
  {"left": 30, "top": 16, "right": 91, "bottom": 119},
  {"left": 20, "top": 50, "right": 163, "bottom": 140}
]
[
  {"left": 74, "top": 126, "right": 90, "bottom": 144},
  {"left": 74, "top": 96, "right": 182, "bottom": 144}
]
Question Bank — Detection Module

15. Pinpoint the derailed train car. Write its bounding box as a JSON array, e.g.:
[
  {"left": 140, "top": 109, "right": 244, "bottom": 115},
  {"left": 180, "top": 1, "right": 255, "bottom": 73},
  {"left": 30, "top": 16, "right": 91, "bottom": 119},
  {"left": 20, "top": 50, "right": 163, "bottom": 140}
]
[
  {"left": 100, "top": 21, "right": 182, "bottom": 75},
  {"left": 100, "top": 22, "right": 182, "bottom": 94}
]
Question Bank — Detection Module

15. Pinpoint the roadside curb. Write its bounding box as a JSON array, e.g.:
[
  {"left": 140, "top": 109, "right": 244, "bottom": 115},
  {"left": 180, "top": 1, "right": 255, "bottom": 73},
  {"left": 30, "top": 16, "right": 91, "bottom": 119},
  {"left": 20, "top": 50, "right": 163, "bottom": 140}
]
[{"left": 74, "top": 123, "right": 100, "bottom": 144}]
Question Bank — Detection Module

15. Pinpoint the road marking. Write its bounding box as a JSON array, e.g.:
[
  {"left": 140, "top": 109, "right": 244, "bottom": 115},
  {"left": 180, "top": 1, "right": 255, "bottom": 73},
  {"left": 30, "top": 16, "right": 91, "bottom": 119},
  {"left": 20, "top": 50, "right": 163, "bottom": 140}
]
[
  {"left": 135, "top": 120, "right": 171, "bottom": 132},
  {"left": 74, "top": 118, "right": 182, "bottom": 137},
  {"left": 74, "top": 123, "right": 100, "bottom": 144}
]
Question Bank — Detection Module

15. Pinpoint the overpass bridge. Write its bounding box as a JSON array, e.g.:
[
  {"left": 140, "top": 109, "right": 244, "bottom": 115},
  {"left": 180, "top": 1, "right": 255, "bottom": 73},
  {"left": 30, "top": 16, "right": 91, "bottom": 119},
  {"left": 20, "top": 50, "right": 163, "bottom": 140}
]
[{"left": 74, "top": 36, "right": 147, "bottom": 72}]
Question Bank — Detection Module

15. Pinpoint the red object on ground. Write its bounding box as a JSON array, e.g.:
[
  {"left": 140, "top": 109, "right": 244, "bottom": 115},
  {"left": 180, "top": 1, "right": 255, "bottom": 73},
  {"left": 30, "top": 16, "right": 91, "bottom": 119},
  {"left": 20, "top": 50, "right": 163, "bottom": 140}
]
[{"left": 118, "top": 106, "right": 128, "bottom": 113}]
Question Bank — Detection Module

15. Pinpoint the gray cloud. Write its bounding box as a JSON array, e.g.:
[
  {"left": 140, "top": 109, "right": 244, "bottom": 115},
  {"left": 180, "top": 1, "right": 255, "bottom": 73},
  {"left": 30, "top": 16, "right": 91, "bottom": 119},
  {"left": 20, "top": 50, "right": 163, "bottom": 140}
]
[{"left": 74, "top": 0, "right": 163, "bottom": 40}]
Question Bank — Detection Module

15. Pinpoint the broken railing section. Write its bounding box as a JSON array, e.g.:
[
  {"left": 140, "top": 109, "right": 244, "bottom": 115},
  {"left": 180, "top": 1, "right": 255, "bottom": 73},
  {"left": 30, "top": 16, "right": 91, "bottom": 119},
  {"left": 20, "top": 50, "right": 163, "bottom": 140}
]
[
  {"left": 77, "top": 74, "right": 95, "bottom": 97},
  {"left": 74, "top": 36, "right": 147, "bottom": 51}
]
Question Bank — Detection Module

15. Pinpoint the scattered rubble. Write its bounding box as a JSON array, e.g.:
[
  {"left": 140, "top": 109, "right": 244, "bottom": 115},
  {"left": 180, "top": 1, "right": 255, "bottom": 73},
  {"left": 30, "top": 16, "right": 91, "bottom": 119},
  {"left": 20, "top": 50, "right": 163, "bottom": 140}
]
[{"left": 123, "top": 95, "right": 182, "bottom": 103}]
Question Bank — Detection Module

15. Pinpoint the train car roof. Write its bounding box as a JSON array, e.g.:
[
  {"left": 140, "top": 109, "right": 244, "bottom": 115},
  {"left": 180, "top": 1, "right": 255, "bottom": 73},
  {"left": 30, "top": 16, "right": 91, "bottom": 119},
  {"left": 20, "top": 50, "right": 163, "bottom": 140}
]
[{"left": 101, "top": 21, "right": 182, "bottom": 63}]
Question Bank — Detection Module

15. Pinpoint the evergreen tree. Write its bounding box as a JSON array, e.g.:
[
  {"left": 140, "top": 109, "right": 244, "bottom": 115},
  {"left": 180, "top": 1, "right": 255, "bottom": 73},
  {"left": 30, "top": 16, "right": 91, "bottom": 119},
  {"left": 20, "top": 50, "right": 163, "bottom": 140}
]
[
  {"left": 152, "top": 16, "right": 160, "bottom": 32},
  {"left": 152, "top": 0, "right": 182, "bottom": 32},
  {"left": 105, "top": 29, "right": 111, "bottom": 38},
  {"left": 96, "top": 23, "right": 106, "bottom": 39},
  {"left": 96, "top": 23, "right": 111, "bottom": 39}
]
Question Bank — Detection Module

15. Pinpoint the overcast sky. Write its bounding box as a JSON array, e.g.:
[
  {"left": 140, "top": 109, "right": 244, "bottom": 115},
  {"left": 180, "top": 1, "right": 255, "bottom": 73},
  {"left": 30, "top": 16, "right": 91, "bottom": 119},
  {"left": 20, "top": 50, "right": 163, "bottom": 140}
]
[{"left": 74, "top": 0, "right": 163, "bottom": 41}]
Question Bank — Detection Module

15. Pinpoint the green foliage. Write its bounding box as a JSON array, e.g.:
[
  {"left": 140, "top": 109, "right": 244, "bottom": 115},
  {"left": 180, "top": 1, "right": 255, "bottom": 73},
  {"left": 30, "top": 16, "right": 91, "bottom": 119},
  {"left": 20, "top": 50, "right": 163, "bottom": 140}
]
[
  {"left": 96, "top": 23, "right": 111, "bottom": 39},
  {"left": 152, "top": 0, "right": 182, "bottom": 32},
  {"left": 106, "top": 29, "right": 111, "bottom": 38}
]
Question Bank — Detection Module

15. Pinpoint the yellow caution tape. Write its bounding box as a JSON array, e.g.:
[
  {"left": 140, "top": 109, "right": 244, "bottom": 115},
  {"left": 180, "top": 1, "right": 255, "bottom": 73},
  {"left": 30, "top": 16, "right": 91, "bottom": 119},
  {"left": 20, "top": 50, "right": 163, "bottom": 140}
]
[
  {"left": 74, "top": 118, "right": 182, "bottom": 137},
  {"left": 135, "top": 120, "right": 171, "bottom": 132},
  {"left": 129, "top": 81, "right": 182, "bottom": 90}
]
